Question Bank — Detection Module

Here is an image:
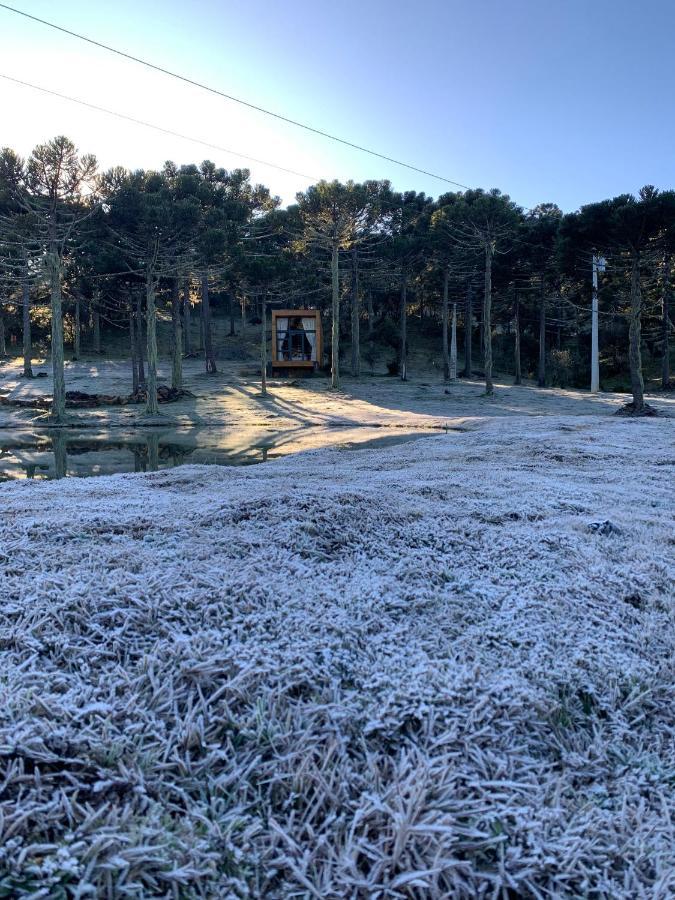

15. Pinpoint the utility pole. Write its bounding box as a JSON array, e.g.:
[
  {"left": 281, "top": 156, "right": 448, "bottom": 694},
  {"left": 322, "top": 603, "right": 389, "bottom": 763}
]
[{"left": 591, "top": 253, "right": 606, "bottom": 393}]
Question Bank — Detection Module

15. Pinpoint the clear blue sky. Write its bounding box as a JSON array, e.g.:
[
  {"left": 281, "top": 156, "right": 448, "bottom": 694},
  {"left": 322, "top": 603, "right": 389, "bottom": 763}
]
[{"left": 1, "top": 0, "right": 673, "bottom": 210}]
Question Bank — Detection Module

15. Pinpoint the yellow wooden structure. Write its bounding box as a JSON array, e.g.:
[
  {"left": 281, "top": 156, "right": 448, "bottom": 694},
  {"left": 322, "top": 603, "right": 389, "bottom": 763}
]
[{"left": 271, "top": 309, "right": 323, "bottom": 372}]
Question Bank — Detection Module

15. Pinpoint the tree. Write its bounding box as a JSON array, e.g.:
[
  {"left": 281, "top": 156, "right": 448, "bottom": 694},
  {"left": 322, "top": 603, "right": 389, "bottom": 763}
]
[
  {"left": 106, "top": 168, "right": 199, "bottom": 415},
  {"left": 519, "top": 204, "right": 562, "bottom": 387},
  {"left": 16, "top": 137, "right": 98, "bottom": 420},
  {"left": 444, "top": 190, "right": 521, "bottom": 394},
  {"left": 432, "top": 194, "right": 480, "bottom": 381},
  {"left": 385, "top": 190, "right": 433, "bottom": 381},
  {"left": 563, "top": 188, "right": 665, "bottom": 412},
  {"left": 658, "top": 191, "right": 675, "bottom": 389},
  {"left": 295, "top": 180, "right": 387, "bottom": 389},
  {"left": 0, "top": 148, "right": 39, "bottom": 378},
  {"left": 172, "top": 161, "right": 277, "bottom": 375}
]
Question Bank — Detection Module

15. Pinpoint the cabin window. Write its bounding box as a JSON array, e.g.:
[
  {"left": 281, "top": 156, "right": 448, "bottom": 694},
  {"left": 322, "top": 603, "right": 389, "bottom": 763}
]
[{"left": 276, "top": 316, "right": 318, "bottom": 362}]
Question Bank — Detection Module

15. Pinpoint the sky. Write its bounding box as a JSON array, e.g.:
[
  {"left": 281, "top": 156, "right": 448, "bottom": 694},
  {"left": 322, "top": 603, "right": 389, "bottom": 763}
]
[{"left": 0, "top": 0, "right": 673, "bottom": 212}]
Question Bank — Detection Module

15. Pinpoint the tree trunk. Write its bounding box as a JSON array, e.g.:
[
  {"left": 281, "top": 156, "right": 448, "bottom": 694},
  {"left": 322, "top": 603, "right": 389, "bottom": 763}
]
[
  {"left": 52, "top": 431, "right": 67, "bottom": 479},
  {"left": 240, "top": 293, "right": 247, "bottom": 337},
  {"left": 366, "top": 291, "right": 374, "bottom": 338},
  {"left": 399, "top": 271, "right": 408, "bottom": 381},
  {"left": 260, "top": 291, "right": 268, "bottom": 396},
  {"left": 628, "top": 252, "right": 645, "bottom": 411},
  {"left": 145, "top": 270, "right": 159, "bottom": 416},
  {"left": 22, "top": 278, "right": 33, "bottom": 377},
  {"left": 73, "top": 295, "right": 81, "bottom": 360},
  {"left": 450, "top": 301, "right": 457, "bottom": 381},
  {"left": 0, "top": 306, "right": 6, "bottom": 357},
  {"left": 441, "top": 267, "right": 450, "bottom": 381},
  {"left": 463, "top": 283, "right": 473, "bottom": 377},
  {"left": 92, "top": 292, "right": 101, "bottom": 354},
  {"left": 484, "top": 244, "right": 494, "bottom": 395},
  {"left": 48, "top": 244, "right": 66, "bottom": 421},
  {"left": 147, "top": 432, "right": 159, "bottom": 472},
  {"left": 135, "top": 290, "right": 145, "bottom": 387},
  {"left": 229, "top": 292, "right": 236, "bottom": 337},
  {"left": 662, "top": 253, "right": 671, "bottom": 389},
  {"left": 330, "top": 240, "right": 340, "bottom": 389},
  {"left": 129, "top": 310, "right": 138, "bottom": 393},
  {"left": 350, "top": 248, "right": 360, "bottom": 377},
  {"left": 183, "top": 277, "right": 192, "bottom": 355},
  {"left": 198, "top": 287, "right": 204, "bottom": 350},
  {"left": 514, "top": 290, "right": 522, "bottom": 385},
  {"left": 479, "top": 307, "right": 485, "bottom": 366},
  {"left": 538, "top": 274, "right": 546, "bottom": 387},
  {"left": 133, "top": 445, "right": 145, "bottom": 473},
  {"left": 202, "top": 273, "right": 217, "bottom": 373},
  {"left": 171, "top": 276, "right": 183, "bottom": 391}
]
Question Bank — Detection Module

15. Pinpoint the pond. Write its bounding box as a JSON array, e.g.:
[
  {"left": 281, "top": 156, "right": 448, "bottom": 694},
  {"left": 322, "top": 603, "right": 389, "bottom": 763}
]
[{"left": 0, "top": 427, "right": 431, "bottom": 481}]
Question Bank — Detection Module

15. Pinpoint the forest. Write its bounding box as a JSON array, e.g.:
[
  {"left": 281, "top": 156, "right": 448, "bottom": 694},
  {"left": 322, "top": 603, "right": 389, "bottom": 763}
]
[
  {"left": 1, "top": 137, "right": 674, "bottom": 898},
  {"left": 1, "top": 135, "right": 674, "bottom": 421}
]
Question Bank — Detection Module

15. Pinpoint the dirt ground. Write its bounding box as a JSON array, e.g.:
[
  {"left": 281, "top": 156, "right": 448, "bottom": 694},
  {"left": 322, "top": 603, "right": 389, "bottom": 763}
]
[{"left": 2, "top": 354, "right": 673, "bottom": 437}]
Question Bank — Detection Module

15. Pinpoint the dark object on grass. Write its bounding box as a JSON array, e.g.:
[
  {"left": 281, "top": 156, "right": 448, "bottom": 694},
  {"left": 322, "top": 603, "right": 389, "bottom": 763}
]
[
  {"left": 587, "top": 520, "right": 622, "bottom": 536},
  {"left": 614, "top": 402, "right": 660, "bottom": 417},
  {"left": 623, "top": 592, "right": 644, "bottom": 610},
  {"left": 0, "top": 385, "right": 195, "bottom": 410}
]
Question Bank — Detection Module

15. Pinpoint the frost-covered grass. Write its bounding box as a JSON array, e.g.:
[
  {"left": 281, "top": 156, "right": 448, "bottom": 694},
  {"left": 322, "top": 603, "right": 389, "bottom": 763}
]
[{"left": 1, "top": 415, "right": 674, "bottom": 898}]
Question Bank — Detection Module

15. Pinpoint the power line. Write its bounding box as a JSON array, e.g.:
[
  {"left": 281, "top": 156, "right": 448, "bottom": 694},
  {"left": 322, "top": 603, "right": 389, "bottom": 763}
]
[
  {"left": 0, "top": 3, "right": 472, "bottom": 191},
  {"left": 0, "top": 73, "right": 319, "bottom": 182}
]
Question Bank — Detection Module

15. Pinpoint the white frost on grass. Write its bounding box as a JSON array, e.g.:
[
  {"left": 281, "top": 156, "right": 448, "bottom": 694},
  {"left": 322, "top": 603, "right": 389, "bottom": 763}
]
[{"left": 0, "top": 415, "right": 674, "bottom": 898}]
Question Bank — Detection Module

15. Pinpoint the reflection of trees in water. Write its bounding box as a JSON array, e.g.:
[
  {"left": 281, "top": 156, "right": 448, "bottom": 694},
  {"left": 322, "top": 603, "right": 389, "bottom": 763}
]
[
  {"left": 253, "top": 442, "right": 275, "bottom": 463},
  {"left": 129, "top": 438, "right": 197, "bottom": 473},
  {"left": 52, "top": 432, "right": 67, "bottom": 479},
  {"left": 132, "top": 445, "right": 146, "bottom": 473},
  {"left": 0, "top": 428, "right": 378, "bottom": 478},
  {"left": 0, "top": 435, "right": 199, "bottom": 479}
]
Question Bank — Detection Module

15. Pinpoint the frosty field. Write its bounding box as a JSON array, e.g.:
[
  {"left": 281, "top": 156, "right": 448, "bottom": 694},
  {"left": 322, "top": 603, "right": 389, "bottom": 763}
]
[{"left": 1, "top": 415, "right": 674, "bottom": 898}]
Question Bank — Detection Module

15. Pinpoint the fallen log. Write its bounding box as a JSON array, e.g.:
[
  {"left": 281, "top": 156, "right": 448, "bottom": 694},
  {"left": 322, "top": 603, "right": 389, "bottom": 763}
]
[{"left": 0, "top": 385, "right": 195, "bottom": 410}]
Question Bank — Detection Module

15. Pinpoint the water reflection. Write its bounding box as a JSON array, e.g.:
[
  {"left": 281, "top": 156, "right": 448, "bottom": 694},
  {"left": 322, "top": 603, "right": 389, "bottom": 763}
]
[{"left": 0, "top": 428, "right": 428, "bottom": 481}]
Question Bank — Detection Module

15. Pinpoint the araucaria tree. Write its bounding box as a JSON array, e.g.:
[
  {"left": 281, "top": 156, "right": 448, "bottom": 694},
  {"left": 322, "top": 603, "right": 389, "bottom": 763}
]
[
  {"left": 295, "top": 180, "right": 386, "bottom": 390},
  {"left": 1, "top": 134, "right": 673, "bottom": 407},
  {"left": 106, "top": 169, "right": 199, "bottom": 415},
  {"left": 386, "top": 190, "right": 433, "bottom": 382},
  {"left": 520, "top": 204, "right": 563, "bottom": 387},
  {"left": 0, "top": 148, "right": 40, "bottom": 378},
  {"left": 563, "top": 187, "right": 667, "bottom": 413},
  {"left": 2, "top": 137, "right": 98, "bottom": 420},
  {"left": 446, "top": 189, "right": 521, "bottom": 395}
]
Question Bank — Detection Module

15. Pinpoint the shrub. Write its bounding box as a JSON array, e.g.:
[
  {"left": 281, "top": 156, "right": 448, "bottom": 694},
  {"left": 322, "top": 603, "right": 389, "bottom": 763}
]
[{"left": 548, "top": 349, "right": 573, "bottom": 387}]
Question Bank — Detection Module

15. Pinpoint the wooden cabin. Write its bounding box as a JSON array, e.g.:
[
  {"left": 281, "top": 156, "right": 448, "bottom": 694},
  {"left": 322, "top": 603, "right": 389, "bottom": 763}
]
[{"left": 271, "top": 309, "right": 322, "bottom": 373}]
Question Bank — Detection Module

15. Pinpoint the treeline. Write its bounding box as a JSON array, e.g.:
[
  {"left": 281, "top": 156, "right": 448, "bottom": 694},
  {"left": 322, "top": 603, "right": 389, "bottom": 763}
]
[{"left": 1, "top": 136, "right": 673, "bottom": 419}]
